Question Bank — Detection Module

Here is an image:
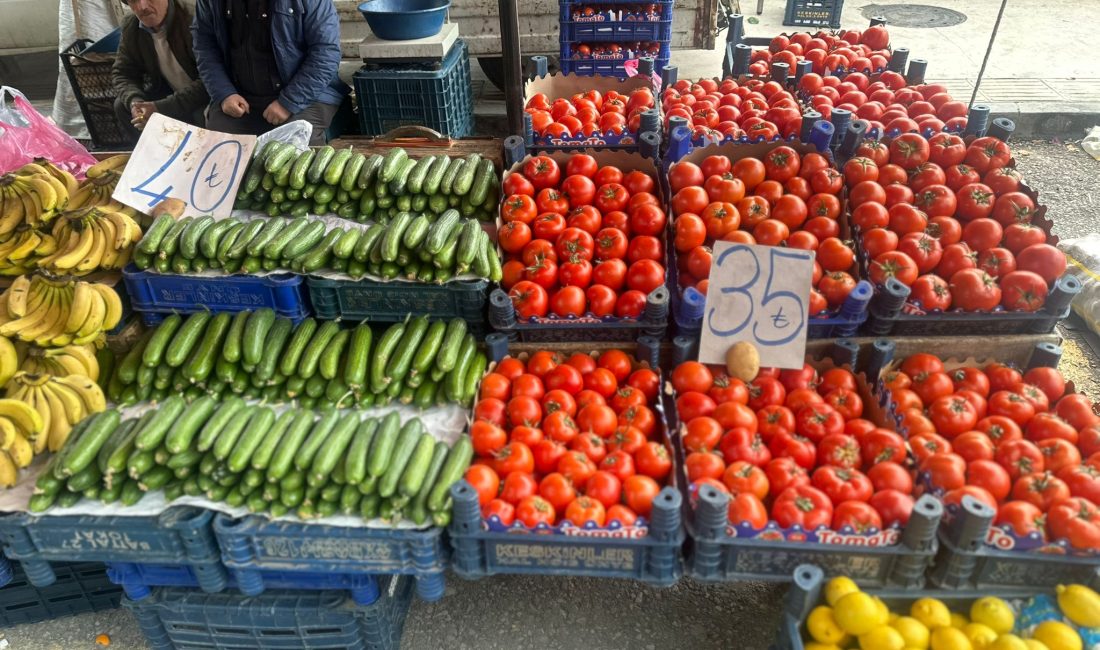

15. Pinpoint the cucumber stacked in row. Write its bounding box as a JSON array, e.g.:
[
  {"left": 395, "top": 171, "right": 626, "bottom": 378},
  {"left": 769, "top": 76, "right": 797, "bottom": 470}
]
[
  {"left": 106, "top": 309, "right": 487, "bottom": 411},
  {"left": 31, "top": 402, "right": 474, "bottom": 526},
  {"left": 232, "top": 143, "right": 499, "bottom": 224},
  {"left": 131, "top": 209, "right": 502, "bottom": 283}
]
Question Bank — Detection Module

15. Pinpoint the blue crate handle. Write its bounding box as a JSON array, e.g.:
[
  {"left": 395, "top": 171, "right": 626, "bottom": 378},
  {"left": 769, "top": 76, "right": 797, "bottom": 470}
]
[
  {"left": 928, "top": 495, "right": 996, "bottom": 588},
  {"left": 504, "top": 134, "right": 526, "bottom": 168},
  {"left": 828, "top": 339, "right": 859, "bottom": 369},
  {"left": 800, "top": 110, "right": 821, "bottom": 141},
  {"left": 839, "top": 119, "right": 869, "bottom": 158},
  {"left": 671, "top": 335, "right": 696, "bottom": 366},
  {"left": 964, "top": 104, "right": 991, "bottom": 137},
  {"left": 1028, "top": 342, "right": 1063, "bottom": 370},
  {"left": 865, "top": 338, "right": 896, "bottom": 380},
  {"left": 889, "top": 47, "right": 909, "bottom": 73},
  {"left": 905, "top": 58, "right": 928, "bottom": 85},
  {"left": 732, "top": 43, "right": 751, "bottom": 75},
  {"left": 661, "top": 65, "right": 677, "bottom": 89},
  {"left": 807, "top": 120, "right": 834, "bottom": 152},
  {"left": 988, "top": 117, "right": 1015, "bottom": 142}
]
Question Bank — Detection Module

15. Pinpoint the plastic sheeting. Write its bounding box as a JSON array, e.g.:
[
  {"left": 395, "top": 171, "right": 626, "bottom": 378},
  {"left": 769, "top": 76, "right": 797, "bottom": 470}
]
[
  {"left": 52, "top": 0, "right": 120, "bottom": 139},
  {"left": 1060, "top": 233, "right": 1100, "bottom": 335}
]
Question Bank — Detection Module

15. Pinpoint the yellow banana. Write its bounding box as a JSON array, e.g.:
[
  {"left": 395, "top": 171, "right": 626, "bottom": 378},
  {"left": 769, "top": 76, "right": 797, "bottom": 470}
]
[
  {"left": 39, "top": 384, "right": 71, "bottom": 452},
  {"left": 45, "top": 345, "right": 98, "bottom": 380},
  {"left": 0, "top": 287, "right": 52, "bottom": 339},
  {"left": 7, "top": 275, "right": 30, "bottom": 318},
  {"left": 48, "top": 221, "right": 94, "bottom": 270},
  {"left": 0, "top": 450, "right": 18, "bottom": 486},
  {"left": 52, "top": 375, "right": 106, "bottom": 413},
  {"left": 9, "top": 431, "right": 34, "bottom": 467},
  {"left": 75, "top": 221, "right": 108, "bottom": 273},
  {"left": 43, "top": 378, "right": 86, "bottom": 424},
  {"left": 24, "top": 175, "right": 58, "bottom": 214},
  {"left": 67, "top": 184, "right": 95, "bottom": 210},
  {"left": 98, "top": 217, "right": 122, "bottom": 270},
  {"left": 36, "top": 173, "right": 68, "bottom": 214},
  {"left": 40, "top": 352, "right": 82, "bottom": 379},
  {"left": 16, "top": 163, "right": 51, "bottom": 177},
  {"left": 8, "top": 230, "right": 41, "bottom": 261},
  {"left": 64, "top": 282, "right": 93, "bottom": 334},
  {"left": 104, "top": 210, "right": 140, "bottom": 248},
  {"left": 21, "top": 387, "right": 47, "bottom": 455},
  {"left": 91, "top": 284, "right": 122, "bottom": 331},
  {"left": 85, "top": 154, "right": 130, "bottom": 179},
  {"left": 0, "top": 189, "right": 24, "bottom": 237},
  {"left": 34, "top": 232, "right": 57, "bottom": 256},
  {"left": 22, "top": 291, "right": 64, "bottom": 345},
  {"left": 0, "top": 417, "right": 16, "bottom": 450},
  {"left": 39, "top": 160, "right": 80, "bottom": 198},
  {"left": 38, "top": 290, "right": 73, "bottom": 347},
  {"left": 0, "top": 335, "right": 16, "bottom": 388},
  {"left": 73, "top": 287, "right": 104, "bottom": 338},
  {"left": 0, "top": 397, "right": 43, "bottom": 439}
]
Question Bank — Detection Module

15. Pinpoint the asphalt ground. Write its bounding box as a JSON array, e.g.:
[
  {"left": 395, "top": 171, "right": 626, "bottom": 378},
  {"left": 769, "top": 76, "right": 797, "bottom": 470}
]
[{"left": 2, "top": 140, "right": 1099, "bottom": 650}]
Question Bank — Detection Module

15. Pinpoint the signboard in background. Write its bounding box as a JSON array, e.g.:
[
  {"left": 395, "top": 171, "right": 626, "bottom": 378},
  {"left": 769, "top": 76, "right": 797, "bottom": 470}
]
[
  {"left": 697, "top": 242, "right": 814, "bottom": 369},
  {"left": 112, "top": 114, "right": 257, "bottom": 219}
]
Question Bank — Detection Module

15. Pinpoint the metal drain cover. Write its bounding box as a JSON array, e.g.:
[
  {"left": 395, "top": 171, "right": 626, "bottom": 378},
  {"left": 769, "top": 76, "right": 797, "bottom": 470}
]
[{"left": 860, "top": 4, "right": 967, "bottom": 28}]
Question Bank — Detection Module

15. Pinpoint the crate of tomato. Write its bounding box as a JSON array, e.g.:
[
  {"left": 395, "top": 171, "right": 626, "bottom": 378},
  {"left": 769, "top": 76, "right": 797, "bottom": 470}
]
[
  {"left": 447, "top": 340, "right": 684, "bottom": 584},
  {"left": 523, "top": 73, "right": 661, "bottom": 150},
  {"left": 665, "top": 339, "right": 942, "bottom": 586},
  {"left": 665, "top": 140, "right": 873, "bottom": 339},
  {"left": 846, "top": 132, "right": 1081, "bottom": 336},
  {"left": 874, "top": 340, "right": 1100, "bottom": 589},
  {"left": 491, "top": 150, "right": 671, "bottom": 342}
]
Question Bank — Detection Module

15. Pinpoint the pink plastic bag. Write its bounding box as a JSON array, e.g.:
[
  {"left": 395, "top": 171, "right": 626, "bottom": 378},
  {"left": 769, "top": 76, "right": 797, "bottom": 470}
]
[{"left": 0, "top": 86, "right": 97, "bottom": 177}]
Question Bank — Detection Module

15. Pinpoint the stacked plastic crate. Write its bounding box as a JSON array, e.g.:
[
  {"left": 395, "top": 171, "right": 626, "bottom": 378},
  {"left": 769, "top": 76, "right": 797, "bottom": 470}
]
[{"left": 559, "top": 1, "right": 673, "bottom": 78}]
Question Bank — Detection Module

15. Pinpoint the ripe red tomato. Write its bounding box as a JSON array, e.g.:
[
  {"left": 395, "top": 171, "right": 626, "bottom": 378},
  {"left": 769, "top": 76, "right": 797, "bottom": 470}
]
[
  {"left": 869, "top": 489, "right": 915, "bottom": 527},
  {"left": 772, "top": 485, "right": 833, "bottom": 529},
  {"left": 870, "top": 251, "right": 919, "bottom": 286},
  {"left": 949, "top": 269, "right": 1002, "bottom": 311},
  {"left": 920, "top": 452, "right": 968, "bottom": 491},
  {"left": 889, "top": 133, "right": 930, "bottom": 169}
]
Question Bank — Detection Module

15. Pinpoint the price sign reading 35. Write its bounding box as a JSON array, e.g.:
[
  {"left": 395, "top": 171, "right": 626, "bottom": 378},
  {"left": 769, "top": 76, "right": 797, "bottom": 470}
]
[
  {"left": 698, "top": 242, "right": 814, "bottom": 369},
  {"left": 112, "top": 113, "right": 257, "bottom": 219}
]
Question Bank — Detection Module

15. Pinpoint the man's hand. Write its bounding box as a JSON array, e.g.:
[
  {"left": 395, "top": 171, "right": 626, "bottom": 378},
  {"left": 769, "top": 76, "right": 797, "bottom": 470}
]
[
  {"left": 263, "top": 100, "right": 291, "bottom": 126},
  {"left": 129, "top": 101, "right": 157, "bottom": 130},
  {"left": 221, "top": 94, "right": 250, "bottom": 118}
]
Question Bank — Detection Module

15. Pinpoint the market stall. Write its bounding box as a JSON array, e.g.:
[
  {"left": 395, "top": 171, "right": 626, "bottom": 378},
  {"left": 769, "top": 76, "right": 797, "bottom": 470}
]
[{"left": 0, "top": 7, "right": 1097, "bottom": 650}]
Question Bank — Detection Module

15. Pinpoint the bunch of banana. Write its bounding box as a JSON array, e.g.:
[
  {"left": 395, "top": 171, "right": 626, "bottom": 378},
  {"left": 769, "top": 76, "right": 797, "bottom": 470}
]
[
  {"left": 37, "top": 207, "right": 142, "bottom": 275},
  {"left": 0, "top": 397, "right": 43, "bottom": 486},
  {"left": 19, "top": 344, "right": 99, "bottom": 382},
  {"left": 0, "top": 226, "right": 58, "bottom": 276},
  {"left": 84, "top": 154, "right": 130, "bottom": 181},
  {"left": 5, "top": 371, "right": 106, "bottom": 453},
  {"left": 0, "top": 166, "right": 69, "bottom": 237},
  {"left": 0, "top": 275, "right": 122, "bottom": 346}
]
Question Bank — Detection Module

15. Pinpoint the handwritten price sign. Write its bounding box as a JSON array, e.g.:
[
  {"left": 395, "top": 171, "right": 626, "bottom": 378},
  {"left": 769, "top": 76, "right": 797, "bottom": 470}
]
[
  {"left": 112, "top": 114, "right": 257, "bottom": 218},
  {"left": 698, "top": 242, "right": 814, "bottom": 369}
]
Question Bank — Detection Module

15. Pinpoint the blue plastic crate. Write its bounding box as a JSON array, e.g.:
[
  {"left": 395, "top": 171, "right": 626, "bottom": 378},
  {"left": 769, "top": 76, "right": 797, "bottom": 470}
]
[
  {"left": 212, "top": 514, "right": 447, "bottom": 602},
  {"left": 306, "top": 276, "right": 490, "bottom": 337},
  {"left": 123, "top": 575, "right": 414, "bottom": 650},
  {"left": 106, "top": 561, "right": 381, "bottom": 605},
  {"left": 0, "top": 561, "right": 122, "bottom": 627},
  {"left": 0, "top": 507, "right": 229, "bottom": 592},
  {"left": 123, "top": 264, "right": 311, "bottom": 325},
  {"left": 354, "top": 39, "right": 473, "bottom": 138},
  {"left": 448, "top": 342, "right": 684, "bottom": 585},
  {"left": 772, "top": 564, "right": 1060, "bottom": 650},
  {"left": 782, "top": 0, "right": 843, "bottom": 29},
  {"left": 561, "top": 19, "right": 673, "bottom": 42},
  {"left": 560, "top": 44, "right": 670, "bottom": 80}
]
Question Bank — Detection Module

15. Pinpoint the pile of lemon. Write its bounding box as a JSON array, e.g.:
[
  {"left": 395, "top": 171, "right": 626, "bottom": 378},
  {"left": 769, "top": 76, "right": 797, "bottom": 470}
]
[{"left": 803, "top": 577, "right": 1099, "bottom": 650}]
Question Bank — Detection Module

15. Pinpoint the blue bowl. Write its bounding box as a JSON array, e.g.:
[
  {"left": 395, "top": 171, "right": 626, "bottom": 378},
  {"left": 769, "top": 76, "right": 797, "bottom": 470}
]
[{"left": 358, "top": 0, "right": 450, "bottom": 41}]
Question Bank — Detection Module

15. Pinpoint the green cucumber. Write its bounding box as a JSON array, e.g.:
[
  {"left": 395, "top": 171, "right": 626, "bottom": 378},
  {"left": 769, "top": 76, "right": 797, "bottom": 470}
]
[
  {"left": 266, "top": 410, "right": 317, "bottom": 481},
  {"left": 434, "top": 318, "right": 467, "bottom": 373},
  {"left": 387, "top": 158, "right": 417, "bottom": 196},
  {"left": 366, "top": 411, "right": 401, "bottom": 479},
  {"left": 58, "top": 410, "right": 120, "bottom": 477},
  {"left": 142, "top": 313, "right": 182, "bottom": 368},
  {"left": 279, "top": 317, "right": 317, "bottom": 377},
  {"left": 408, "top": 320, "right": 447, "bottom": 380},
  {"left": 294, "top": 408, "right": 339, "bottom": 471},
  {"left": 264, "top": 217, "right": 309, "bottom": 259},
  {"left": 369, "top": 321, "right": 406, "bottom": 393},
  {"left": 255, "top": 317, "right": 294, "bottom": 382},
  {"left": 164, "top": 395, "right": 218, "bottom": 454},
  {"left": 398, "top": 431, "right": 436, "bottom": 498},
  {"left": 340, "top": 152, "right": 366, "bottom": 192},
  {"left": 402, "top": 213, "right": 431, "bottom": 249},
  {"left": 357, "top": 154, "right": 384, "bottom": 189},
  {"left": 383, "top": 315, "right": 429, "bottom": 386},
  {"left": 138, "top": 214, "right": 174, "bottom": 255},
  {"left": 428, "top": 435, "right": 474, "bottom": 511},
  {"left": 281, "top": 220, "right": 327, "bottom": 259},
  {"left": 343, "top": 324, "right": 373, "bottom": 392},
  {"left": 408, "top": 440, "right": 449, "bottom": 524},
  {"left": 289, "top": 148, "right": 315, "bottom": 190},
  {"left": 182, "top": 311, "right": 231, "bottom": 384},
  {"left": 221, "top": 310, "right": 250, "bottom": 364},
  {"left": 468, "top": 159, "right": 496, "bottom": 207},
  {"left": 249, "top": 409, "right": 295, "bottom": 471},
  {"left": 318, "top": 329, "right": 350, "bottom": 380},
  {"left": 380, "top": 212, "right": 412, "bottom": 262},
  {"left": 264, "top": 143, "right": 296, "bottom": 173},
  {"left": 455, "top": 219, "right": 481, "bottom": 272},
  {"left": 344, "top": 418, "right": 378, "bottom": 485},
  {"left": 309, "top": 412, "right": 360, "bottom": 485},
  {"left": 179, "top": 216, "right": 214, "bottom": 259},
  {"left": 297, "top": 320, "right": 340, "bottom": 379},
  {"left": 212, "top": 405, "right": 256, "bottom": 461},
  {"left": 423, "top": 210, "right": 460, "bottom": 255},
  {"left": 134, "top": 394, "right": 187, "bottom": 450},
  {"left": 440, "top": 158, "right": 465, "bottom": 195},
  {"left": 422, "top": 156, "right": 451, "bottom": 195},
  {"left": 332, "top": 228, "right": 360, "bottom": 259},
  {"left": 406, "top": 155, "right": 435, "bottom": 194},
  {"left": 195, "top": 396, "right": 246, "bottom": 452},
  {"left": 323, "top": 148, "right": 354, "bottom": 186},
  {"left": 226, "top": 218, "right": 266, "bottom": 260},
  {"left": 445, "top": 333, "right": 477, "bottom": 402},
  {"left": 379, "top": 147, "right": 408, "bottom": 183},
  {"left": 453, "top": 154, "right": 481, "bottom": 195},
  {"left": 307, "top": 146, "right": 335, "bottom": 184},
  {"left": 214, "top": 222, "right": 246, "bottom": 265},
  {"left": 242, "top": 308, "right": 276, "bottom": 368},
  {"left": 157, "top": 216, "right": 192, "bottom": 258},
  {"left": 227, "top": 406, "right": 275, "bottom": 473},
  {"left": 352, "top": 224, "right": 385, "bottom": 263},
  {"left": 246, "top": 217, "right": 287, "bottom": 257},
  {"left": 296, "top": 227, "right": 342, "bottom": 272}
]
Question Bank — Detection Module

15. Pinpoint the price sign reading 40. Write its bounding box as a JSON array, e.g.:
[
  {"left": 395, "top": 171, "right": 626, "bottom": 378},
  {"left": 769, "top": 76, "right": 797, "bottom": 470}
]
[
  {"left": 698, "top": 242, "right": 814, "bottom": 370},
  {"left": 112, "top": 114, "right": 257, "bottom": 219}
]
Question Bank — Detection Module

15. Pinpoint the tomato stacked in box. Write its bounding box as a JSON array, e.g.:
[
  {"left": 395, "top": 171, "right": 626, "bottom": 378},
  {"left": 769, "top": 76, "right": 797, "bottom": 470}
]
[
  {"left": 888, "top": 354, "right": 1100, "bottom": 552},
  {"left": 662, "top": 77, "right": 806, "bottom": 142},
  {"left": 849, "top": 134, "right": 1066, "bottom": 312},
  {"left": 751, "top": 25, "right": 893, "bottom": 77},
  {"left": 500, "top": 154, "right": 667, "bottom": 320},
  {"left": 525, "top": 86, "right": 657, "bottom": 140},
  {"left": 465, "top": 350, "right": 670, "bottom": 530},
  {"left": 888, "top": 353, "right": 1100, "bottom": 552},
  {"left": 671, "top": 359, "right": 916, "bottom": 536},
  {"left": 669, "top": 148, "right": 859, "bottom": 315}
]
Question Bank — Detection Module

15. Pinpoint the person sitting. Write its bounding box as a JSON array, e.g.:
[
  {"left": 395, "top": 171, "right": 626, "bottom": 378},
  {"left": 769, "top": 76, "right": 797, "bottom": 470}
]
[
  {"left": 111, "top": 0, "right": 209, "bottom": 143},
  {"left": 191, "top": 0, "right": 348, "bottom": 145}
]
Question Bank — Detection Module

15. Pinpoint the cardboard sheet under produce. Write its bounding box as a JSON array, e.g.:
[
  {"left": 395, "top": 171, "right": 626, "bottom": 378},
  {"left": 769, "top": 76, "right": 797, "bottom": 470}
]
[{"left": 0, "top": 403, "right": 469, "bottom": 531}]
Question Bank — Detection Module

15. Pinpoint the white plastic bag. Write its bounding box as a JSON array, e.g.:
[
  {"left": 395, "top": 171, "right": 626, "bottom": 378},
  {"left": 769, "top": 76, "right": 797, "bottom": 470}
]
[
  {"left": 256, "top": 120, "right": 314, "bottom": 151},
  {"left": 1059, "top": 233, "right": 1100, "bottom": 334}
]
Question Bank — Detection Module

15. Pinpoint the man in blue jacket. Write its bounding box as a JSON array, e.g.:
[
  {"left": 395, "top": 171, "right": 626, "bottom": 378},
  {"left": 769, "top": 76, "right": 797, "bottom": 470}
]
[{"left": 191, "top": 0, "right": 348, "bottom": 145}]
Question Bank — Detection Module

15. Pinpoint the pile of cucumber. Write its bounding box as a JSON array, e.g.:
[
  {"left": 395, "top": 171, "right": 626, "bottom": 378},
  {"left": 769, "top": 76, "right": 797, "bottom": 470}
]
[
  {"left": 107, "top": 309, "right": 487, "bottom": 411},
  {"left": 233, "top": 143, "right": 499, "bottom": 224},
  {"left": 131, "top": 208, "right": 502, "bottom": 283},
  {"left": 31, "top": 400, "right": 474, "bottom": 525}
]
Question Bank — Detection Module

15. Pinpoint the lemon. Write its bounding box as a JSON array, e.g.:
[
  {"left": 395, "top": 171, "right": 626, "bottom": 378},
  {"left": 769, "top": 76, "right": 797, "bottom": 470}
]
[
  {"left": 1023, "top": 641, "right": 1050, "bottom": 650},
  {"left": 989, "top": 635, "right": 1030, "bottom": 650},
  {"left": 931, "top": 626, "right": 974, "bottom": 650},
  {"left": 971, "top": 597, "right": 1015, "bottom": 635},
  {"left": 837, "top": 591, "right": 888, "bottom": 635},
  {"left": 805, "top": 644, "right": 843, "bottom": 650},
  {"left": 963, "top": 623, "right": 999, "bottom": 649},
  {"left": 951, "top": 613, "right": 971, "bottom": 629},
  {"left": 808, "top": 606, "right": 848, "bottom": 645},
  {"left": 891, "top": 616, "right": 931, "bottom": 649},
  {"left": 1056, "top": 584, "right": 1100, "bottom": 628},
  {"left": 861, "top": 625, "right": 907, "bottom": 650},
  {"left": 826, "top": 576, "right": 861, "bottom": 607},
  {"left": 875, "top": 597, "right": 891, "bottom": 622},
  {"left": 1031, "top": 621, "right": 1082, "bottom": 650},
  {"left": 913, "top": 598, "right": 954, "bottom": 629}
]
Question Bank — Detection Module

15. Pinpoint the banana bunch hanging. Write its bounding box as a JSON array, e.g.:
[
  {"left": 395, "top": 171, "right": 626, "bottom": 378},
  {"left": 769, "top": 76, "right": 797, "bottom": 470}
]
[{"left": 0, "top": 274, "right": 123, "bottom": 346}]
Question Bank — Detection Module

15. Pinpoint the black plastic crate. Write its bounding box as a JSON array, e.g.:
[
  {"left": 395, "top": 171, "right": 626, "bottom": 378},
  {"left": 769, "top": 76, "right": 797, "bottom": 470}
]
[
  {"left": 0, "top": 561, "right": 122, "bottom": 627},
  {"left": 561, "top": 19, "right": 673, "bottom": 43},
  {"left": 59, "top": 31, "right": 128, "bottom": 150},
  {"left": 783, "top": 0, "right": 844, "bottom": 29},
  {"left": 123, "top": 575, "right": 414, "bottom": 650},
  {"left": 354, "top": 40, "right": 474, "bottom": 138}
]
